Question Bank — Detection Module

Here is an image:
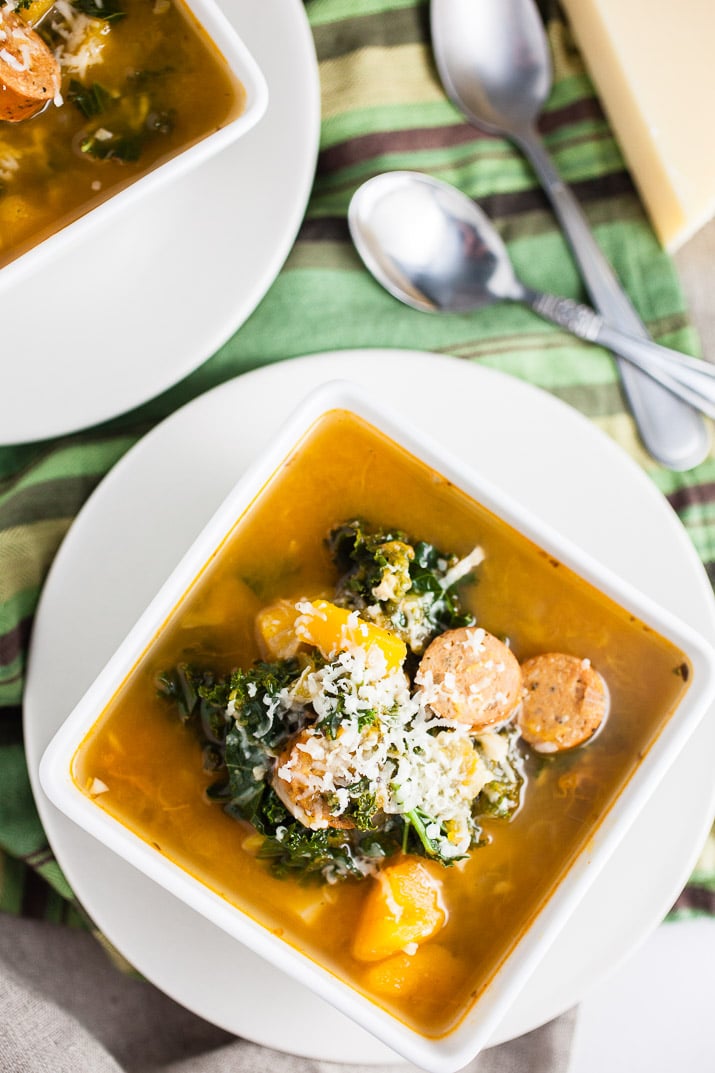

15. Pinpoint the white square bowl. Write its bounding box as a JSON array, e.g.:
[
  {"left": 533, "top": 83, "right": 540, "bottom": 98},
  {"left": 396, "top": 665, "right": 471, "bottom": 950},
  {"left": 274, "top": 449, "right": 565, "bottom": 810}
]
[
  {"left": 40, "top": 379, "right": 715, "bottom": 1072},
  {"left": 0, "top": 0, "right": 267, "bottom": 291}
]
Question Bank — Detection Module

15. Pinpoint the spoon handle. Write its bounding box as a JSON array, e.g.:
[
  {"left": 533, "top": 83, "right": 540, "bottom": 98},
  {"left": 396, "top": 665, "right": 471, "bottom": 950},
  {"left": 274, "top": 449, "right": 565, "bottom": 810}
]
[
  {"left": 519, "top": 128, "right": 709, "bottom": 468},
  {"left": 527, "top": 291, "right": 715, "bottom": 421}
]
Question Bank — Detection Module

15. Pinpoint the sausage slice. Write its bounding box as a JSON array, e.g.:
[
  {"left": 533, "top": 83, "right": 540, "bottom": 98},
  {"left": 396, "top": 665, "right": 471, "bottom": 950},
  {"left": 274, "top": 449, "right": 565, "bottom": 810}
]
[
  {"left": 0, "top": 10, "right": 61, "bottom": 122},
  {"left": 272, "top": 729, "right": 355, "bottom": 831},
  {"left": 417, "top": 627, "right": 522, "bottom": 730},
  {"left": 517, "top": 652, "right": 609, "bottom": 752}
]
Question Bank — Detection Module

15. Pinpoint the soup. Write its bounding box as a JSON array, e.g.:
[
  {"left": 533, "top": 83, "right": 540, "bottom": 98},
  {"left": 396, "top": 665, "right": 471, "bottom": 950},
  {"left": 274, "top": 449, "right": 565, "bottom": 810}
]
[
  {"left": 0, "top": 0, "right": 244, "bottom": 269},
  {"left": 72, "top": 410, "right": 690, "bottom": 1037}
]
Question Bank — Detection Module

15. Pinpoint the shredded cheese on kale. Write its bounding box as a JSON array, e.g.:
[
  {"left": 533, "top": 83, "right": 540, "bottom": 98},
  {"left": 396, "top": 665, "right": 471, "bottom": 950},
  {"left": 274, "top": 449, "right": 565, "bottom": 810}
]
[{"left": 158, "top": 521, "right": 524, "bottom": 882}]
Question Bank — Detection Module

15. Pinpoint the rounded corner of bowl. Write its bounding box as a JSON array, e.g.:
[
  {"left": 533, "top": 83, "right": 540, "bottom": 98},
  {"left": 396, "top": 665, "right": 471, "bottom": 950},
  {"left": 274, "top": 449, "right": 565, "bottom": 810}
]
[{"left": 38, "top": 731, "right": 75, "bottom": 817}]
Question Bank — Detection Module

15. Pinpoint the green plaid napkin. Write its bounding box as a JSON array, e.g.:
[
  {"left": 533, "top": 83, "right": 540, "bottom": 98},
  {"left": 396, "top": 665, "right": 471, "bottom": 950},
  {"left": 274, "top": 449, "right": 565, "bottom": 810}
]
[{"left": 1, "top": 0, "right": 713, "bottom": 937}]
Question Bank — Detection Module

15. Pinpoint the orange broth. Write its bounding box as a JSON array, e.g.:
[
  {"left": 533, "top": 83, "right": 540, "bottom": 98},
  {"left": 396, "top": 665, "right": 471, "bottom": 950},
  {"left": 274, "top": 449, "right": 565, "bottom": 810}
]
[{"left": 72, "top": 409, "right": 690, "bottom": 1037}]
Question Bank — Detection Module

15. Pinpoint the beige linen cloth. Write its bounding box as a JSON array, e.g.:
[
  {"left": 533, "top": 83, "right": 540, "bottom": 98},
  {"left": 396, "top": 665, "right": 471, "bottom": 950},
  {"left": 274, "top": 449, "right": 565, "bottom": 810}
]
[{"left": 0, "top": 917, "right": 576, "bottom": 1072}]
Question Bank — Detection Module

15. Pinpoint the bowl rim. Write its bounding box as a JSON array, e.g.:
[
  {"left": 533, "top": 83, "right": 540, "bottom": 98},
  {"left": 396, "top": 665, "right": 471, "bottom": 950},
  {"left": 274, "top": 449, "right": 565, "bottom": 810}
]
[
  {"left": 0, "top": 0, "right": 268, "bottom": 292},
  {"left": 39, "top": 378, "right": 715, "bottom": 1072}
]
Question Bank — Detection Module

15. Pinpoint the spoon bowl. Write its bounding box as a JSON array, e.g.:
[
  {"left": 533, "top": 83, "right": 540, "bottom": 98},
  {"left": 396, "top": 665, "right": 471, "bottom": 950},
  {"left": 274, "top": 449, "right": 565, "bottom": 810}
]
[
  {"left": 431, "top": 0, "right": 549, "bottom": 138},
  {"left": 430, "top": 0, "right": 708, "bottom": 468},
  {"left": 348, "top": 171, "right": 715, "bottom": 421},
  {"left": 348, "top": 170, "right": 518, "bottom": 313}
]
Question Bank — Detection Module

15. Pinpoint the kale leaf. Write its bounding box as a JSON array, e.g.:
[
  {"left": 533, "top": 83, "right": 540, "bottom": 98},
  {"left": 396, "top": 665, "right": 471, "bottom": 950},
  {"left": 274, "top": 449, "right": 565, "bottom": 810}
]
[
  {"left": 407, "top": 540, "right": 476, "bottom": 636},
  {"left": 403, "top": 807, "right": 471, "bottom": 865},
  {"left": 72, "top": 0, "right": 125, "bottom": 21},
  {"left": 473, "top": 728, "right": 525, "bottom": 820},
  {"left": 157, "top": 522, "right": 510, "bottom": 884},
  {"left": 80, "top": 130, "right": 144, "bottom": 164},
  {"left": 259, "top": 818, "right": 403, "bottom": 881},
  {"left": 156, "top": 664, "right": 230, "bottom": 744},
  {"left": 328, "top": 519, "right": 476, "bottom": 653},
  {"left": 67, "top": 80, "right": 114, "bottom": 119},
  {"left": 328, "top": 520, "right": 408, "bottom": 601},
  {"left": 215, "top": 659, "right": 303, "bottom": 828},
  {"left": 229, "top": 659, "right": 302, "bottom": 750}
]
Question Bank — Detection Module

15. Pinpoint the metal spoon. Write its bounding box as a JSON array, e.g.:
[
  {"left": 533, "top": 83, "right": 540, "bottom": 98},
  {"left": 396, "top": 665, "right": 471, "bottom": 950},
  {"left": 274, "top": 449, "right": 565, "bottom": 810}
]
[
  {"left": 348, "top": 172, "right": 715, "bottom": 421},
  {"left": 430, "top": 0, "right": 709, "bottom": 469}
]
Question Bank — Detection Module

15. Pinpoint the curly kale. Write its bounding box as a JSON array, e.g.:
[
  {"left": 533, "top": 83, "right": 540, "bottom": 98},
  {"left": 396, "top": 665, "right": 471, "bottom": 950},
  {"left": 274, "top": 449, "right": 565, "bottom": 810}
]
[
  {"left": 329, "top": 521, "right": 411, "bottom": 602},
  {"left": 157, "top": 664, "right": 230, "bottom": 744},
  {"left": 158, "top": 659, "right": 301, "bottom": 826},
  {"left": 258, "top": 820, "right": 403, "bottom": 881},
  {"left": 473, "top": 727, "right": 525, "bottom": 821},
  {"left": 158, "top": 658, "right": 403, "bottom": 878},
  {"left": 403, "top": 808, "right": 470, "bottom": 863},
  {"left": 72, "top": 0, "right": 125, "bottom": 20},
  {"left": 157, "top": 522, "right": 520, "bottom": 882},
  {"left": 408, "top": 539, "right": 477, "bottom": 637},
  {"left": 328, "top": 519, "right": 476, "bottom": 654}
]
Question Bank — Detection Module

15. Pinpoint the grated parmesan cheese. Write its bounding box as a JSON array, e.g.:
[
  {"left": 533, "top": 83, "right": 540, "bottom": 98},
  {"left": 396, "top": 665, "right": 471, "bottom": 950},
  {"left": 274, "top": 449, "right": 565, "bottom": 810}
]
[
  {"left": 439, "top": 546, "right": 485, "bottom": 591},
  {"left": 268, "top": 638, "right": 500, "bottom": 860},
  {"left": 0, "top": 47, "right": 25, "bottom": 72},
  {"left": 219, "top": 537, "right": 524, "bottom": 879},
  {"left": 52, "top": 3, "right": 109, "bottom": 80}
]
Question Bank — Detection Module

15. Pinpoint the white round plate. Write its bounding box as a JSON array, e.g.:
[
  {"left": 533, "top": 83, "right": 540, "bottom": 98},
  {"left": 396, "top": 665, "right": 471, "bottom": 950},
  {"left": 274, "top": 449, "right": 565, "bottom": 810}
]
[
  {"left": 25, "top": 351, "right": 715, "bottom": 1063},
  {"left": 0, "top": 0, "right": 319, "bottom": 446}
]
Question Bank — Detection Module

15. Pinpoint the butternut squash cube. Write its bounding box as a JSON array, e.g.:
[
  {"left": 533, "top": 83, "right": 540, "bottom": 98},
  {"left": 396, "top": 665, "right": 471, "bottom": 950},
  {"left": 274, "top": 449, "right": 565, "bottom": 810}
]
[
  {"left": 16, "top": 0, "right": 56, "bottom": 26},
  {"left": 294, "top": 599, "right": 406, "bottom": 672},
  {"left": 352, "top": 857, "right": 446, "bottom": 962},
  {"left": 255, "top": 599, "right": 304, "bottom": 660},
  {"left": 361, "top": 943, "right": 466, "bottom": 1000}
]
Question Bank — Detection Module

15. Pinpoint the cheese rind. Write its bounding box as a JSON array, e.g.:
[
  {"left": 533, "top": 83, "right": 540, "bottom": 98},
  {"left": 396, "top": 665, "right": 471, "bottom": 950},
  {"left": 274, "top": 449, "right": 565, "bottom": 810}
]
[{"left": 560, "top": 0, "right": 715, "bottom": 251}]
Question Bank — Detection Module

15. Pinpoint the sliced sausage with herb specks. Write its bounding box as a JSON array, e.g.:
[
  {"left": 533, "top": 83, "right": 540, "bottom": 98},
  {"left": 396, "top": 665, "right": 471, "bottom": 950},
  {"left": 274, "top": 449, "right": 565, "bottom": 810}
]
[
  {"left": 272, "top": 728, "right": 356, "bottom": 832},
  {"left": 0, "top": 10, "right": 60, "bottom": 122},
  {"left": 517, "top": 652, "right": 609, "bottom": 752},
  {"left": 417, "top": 626, "right": 522, "bottom": 730}
]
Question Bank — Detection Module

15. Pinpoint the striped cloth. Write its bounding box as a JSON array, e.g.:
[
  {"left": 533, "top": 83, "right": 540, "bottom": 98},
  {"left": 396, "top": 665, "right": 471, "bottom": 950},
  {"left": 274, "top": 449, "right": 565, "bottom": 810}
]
[{"left": 1, "top": 0, "right": 713, "bottom": 934}]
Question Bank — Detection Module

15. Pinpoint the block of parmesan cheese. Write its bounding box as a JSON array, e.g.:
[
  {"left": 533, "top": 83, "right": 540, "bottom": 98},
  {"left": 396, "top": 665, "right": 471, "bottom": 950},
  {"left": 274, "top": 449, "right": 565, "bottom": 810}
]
[{"left": 560, "top": 0, "right": 715, "bottom": 251}]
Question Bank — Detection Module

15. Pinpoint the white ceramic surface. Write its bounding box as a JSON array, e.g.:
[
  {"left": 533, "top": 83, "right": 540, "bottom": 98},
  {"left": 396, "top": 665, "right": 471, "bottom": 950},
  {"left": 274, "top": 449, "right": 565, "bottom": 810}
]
[
  {"left": 25, "top": 350, "right": 715, "bottom": 1064},
  {"left": 0, "top": 0, "right": 268, "bottom": 297},
  {"left": 0, "top": 0, "right": 319, "bottom": 445},
  {"left": 568, "top": 917, "right": 715, "bottom": 1073},
  {"left": 37, "top": 374, "right": 715, "bottom": 1072}
]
